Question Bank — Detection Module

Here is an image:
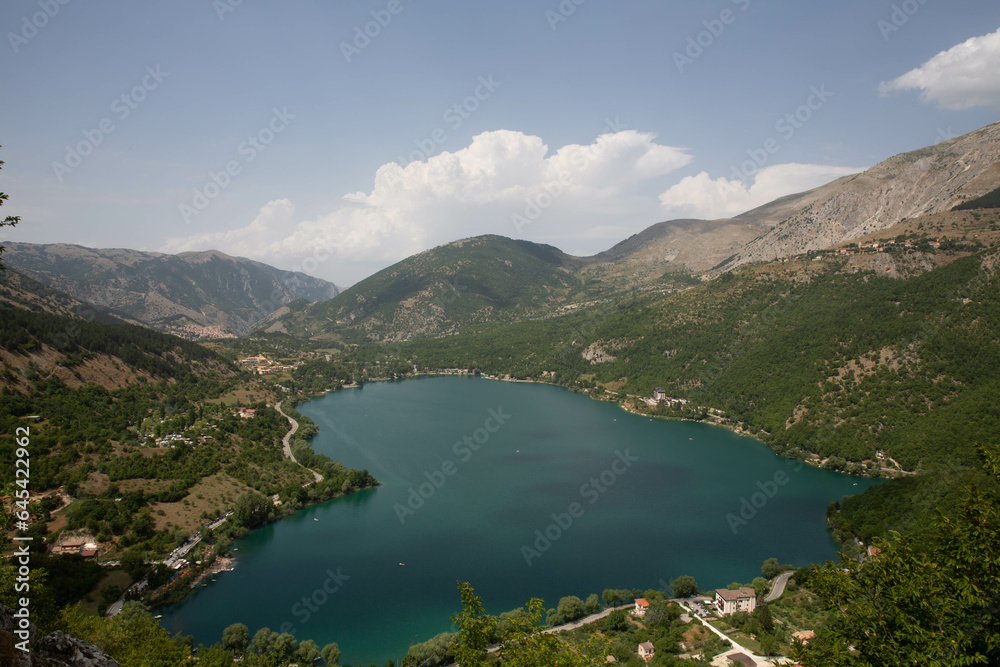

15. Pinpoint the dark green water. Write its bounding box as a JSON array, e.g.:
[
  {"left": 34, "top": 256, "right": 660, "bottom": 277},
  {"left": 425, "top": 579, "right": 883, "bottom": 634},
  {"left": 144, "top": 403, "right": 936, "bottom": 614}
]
[{"left": 160, "top": 376, "right": 878, "bottom": 664}]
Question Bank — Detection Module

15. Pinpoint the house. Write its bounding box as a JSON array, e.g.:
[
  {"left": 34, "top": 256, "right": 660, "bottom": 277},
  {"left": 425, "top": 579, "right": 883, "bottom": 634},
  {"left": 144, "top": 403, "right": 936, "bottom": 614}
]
[
  {"left": 866, "top": 546, "right": 881, "bottom": 558},
  {"left": 727, "top": 653, "right": 756, "bottom": 667},
  {"left": 637, "top": 642, "right": 655, "bottom": 662},
  {"left": 633, "top": 598, "right": 649, "bottom": 616},
  {"left": 653, "top": 387, "right": 666, "bottom": 402},
  {"left": 715, "top": 587, "right": 757, "bottom": 615},
  {"left": 238, "top": 408, "right": 257, "bottom": 419}
]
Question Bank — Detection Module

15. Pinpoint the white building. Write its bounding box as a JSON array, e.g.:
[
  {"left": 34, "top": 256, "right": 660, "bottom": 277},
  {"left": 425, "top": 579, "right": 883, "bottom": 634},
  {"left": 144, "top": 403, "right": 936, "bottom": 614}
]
[{"left": 715, "top": 587, "right": 757, "bottom": 615}]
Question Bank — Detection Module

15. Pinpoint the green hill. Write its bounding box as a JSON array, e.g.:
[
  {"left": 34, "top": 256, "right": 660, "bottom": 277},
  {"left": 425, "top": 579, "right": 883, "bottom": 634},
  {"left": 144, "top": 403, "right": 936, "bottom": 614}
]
[{"left": 268, "top": 235, "right": 605, "bottom": 342}]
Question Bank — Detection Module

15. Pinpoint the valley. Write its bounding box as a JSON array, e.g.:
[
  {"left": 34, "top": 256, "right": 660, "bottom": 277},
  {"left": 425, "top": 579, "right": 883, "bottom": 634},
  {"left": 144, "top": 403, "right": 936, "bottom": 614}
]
[{"left": 2, "top": 122, "right": 1000, "bottom": 666}]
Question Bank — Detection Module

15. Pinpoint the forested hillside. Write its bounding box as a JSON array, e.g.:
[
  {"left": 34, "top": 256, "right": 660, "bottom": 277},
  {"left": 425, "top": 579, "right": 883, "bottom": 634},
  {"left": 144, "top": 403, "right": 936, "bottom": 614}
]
[{"left": 267, "top": 234, "right": 601, "bottom": 342}]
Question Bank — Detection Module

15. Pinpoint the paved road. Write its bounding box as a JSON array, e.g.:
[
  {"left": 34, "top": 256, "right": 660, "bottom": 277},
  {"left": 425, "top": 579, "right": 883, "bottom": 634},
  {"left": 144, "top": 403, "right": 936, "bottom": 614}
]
[
  {"left": 276, "top": 400, "right": 323, "bottom": 484},
  {"left": 542, "top": 603, "right": 634, "bottom": 633},
  {"left": 765, "top": 571, "right": 793, "bottom": 602},
  {"left": 481, "top": 604, "right": 635, "bottom": 656}
]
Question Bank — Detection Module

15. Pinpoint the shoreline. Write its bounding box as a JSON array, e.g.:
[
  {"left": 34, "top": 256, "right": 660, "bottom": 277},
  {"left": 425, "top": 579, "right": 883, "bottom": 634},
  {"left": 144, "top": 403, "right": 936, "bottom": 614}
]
[{"left": 352, "top": 371, "right": 900, "bottom": 480}]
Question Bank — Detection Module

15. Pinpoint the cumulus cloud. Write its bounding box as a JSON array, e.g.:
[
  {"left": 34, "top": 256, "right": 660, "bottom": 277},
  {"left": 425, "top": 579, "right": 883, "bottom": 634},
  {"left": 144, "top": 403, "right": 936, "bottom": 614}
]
[
  {"left": 164, "top": 129, "right": 693, "bottom": 283},
  {"left": 164, "top": 128, "right": 866, "bottom": 285},
  {"left": 659, "top": 163, "right": 865, "bottom": 220},
  {"left": 878, "top": 28, "right": 1000, "bottom": 110}
]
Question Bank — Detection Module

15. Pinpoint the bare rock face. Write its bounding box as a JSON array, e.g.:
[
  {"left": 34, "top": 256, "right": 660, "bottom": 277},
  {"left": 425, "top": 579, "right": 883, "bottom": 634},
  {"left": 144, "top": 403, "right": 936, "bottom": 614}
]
[
  {"left": 34, "top": 632, "right": 122, "bottom": 667},
  {"left": 582, "top": 342, "right": 617, "bottom": 364},
  {"left": 0, "top": 605, "right": 121, "bottom": 667},
  {"left": 725, "top": 121, "right": 1000, "bottom": 271}
]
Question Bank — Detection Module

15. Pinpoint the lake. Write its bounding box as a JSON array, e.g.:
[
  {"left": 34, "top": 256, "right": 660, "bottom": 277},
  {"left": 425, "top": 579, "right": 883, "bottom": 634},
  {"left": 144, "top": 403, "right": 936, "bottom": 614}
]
[{"left": 159, "top": 376, "right": 879, "bottom": 664}]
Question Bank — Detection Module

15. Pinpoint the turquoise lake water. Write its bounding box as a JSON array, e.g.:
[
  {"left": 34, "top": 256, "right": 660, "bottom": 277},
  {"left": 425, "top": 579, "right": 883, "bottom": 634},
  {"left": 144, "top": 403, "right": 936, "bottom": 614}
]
[{"left": 159, "top": 376, "right": 879, "bottom": 665}]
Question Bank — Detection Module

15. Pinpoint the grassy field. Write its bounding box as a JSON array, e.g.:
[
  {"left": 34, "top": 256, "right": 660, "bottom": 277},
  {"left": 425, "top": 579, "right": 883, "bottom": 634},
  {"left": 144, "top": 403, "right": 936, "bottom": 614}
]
[{"left": 151, "top": 472, "right": 247, "bottom": 532}]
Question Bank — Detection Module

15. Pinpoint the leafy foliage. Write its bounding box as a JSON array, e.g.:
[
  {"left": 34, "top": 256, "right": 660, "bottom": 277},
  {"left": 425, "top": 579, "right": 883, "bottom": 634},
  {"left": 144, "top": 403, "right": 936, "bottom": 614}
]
[
  {"left": 0, "top": 145, "right": 20, "bottom": 270},
  {"left": 796, "top": 445, "right": 1000, "bottom": 665}
]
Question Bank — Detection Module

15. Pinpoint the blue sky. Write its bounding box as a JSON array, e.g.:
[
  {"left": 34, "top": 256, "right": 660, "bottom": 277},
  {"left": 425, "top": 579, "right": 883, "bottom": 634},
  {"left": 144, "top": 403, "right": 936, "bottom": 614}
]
[{"left": 2, "top": 0, "right": 999, "bottom": 285}]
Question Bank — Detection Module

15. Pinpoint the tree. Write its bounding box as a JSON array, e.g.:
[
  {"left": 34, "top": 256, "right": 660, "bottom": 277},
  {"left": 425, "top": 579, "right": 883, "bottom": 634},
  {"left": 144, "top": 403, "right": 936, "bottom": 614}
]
[
  {"left": 222, "top": 622, "right": 249, "bottom": 653},
  {"left": 670, "top": 575, "right": 699, "bottom": 598},
  {"left": 321, "top": 642, "right": 342, "bottom": 666},
  {"left": 751, "top": 576, "right": 769, "bottom": 597},
  {"left": 250, "top": 628, "right": 278, "bottom": 656},
  {"left": 761, "top": 557, "right": 783, "bottom": 580},
  {"left": 556, "top": 595, "right": 585, "bottom": 623},
  {"left": 121, "top": 548, "right": 147, "bottom": 581},
  {"left": 584, "top": 593, "right": 602, "bottom": 613},
  {"left": 601, "top": 609, "right": 631, "bottom": 633},
  {"left": 195, "top": 645, "right": 237, "bottom": 667},
  {"left": 751, "top": 604, "right": 774, "bottom": 634},
  {"left": 233, "top": 491, "right": 272, "bottom": 528},
  {"left": 795, "top": 443, "right": 1000, "bottom": 666},
  {"left": 451, "top": 581, "right": 496, "bottom": 667},
  {"left": 295, "top": 639, "right": 321, "bottom": 662},
  {"left": 0, "top": 145, "right": 21, "bottom": 270},
  {"left": 758, "top": 633, "right": 779, "bottom": 656}
]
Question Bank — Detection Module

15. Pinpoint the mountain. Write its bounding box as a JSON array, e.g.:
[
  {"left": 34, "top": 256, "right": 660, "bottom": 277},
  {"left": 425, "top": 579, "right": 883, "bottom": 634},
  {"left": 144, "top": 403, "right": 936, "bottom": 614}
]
[
  {"left": 591, "top": 121, "right": 1000, "bottom": 281},
  {"left": 264, "top": 235, "right": 594, "bottom": 342},
  {"left": 0, "top": 266, "right": 137, "bottom": 325},
  {"left": 583, "top": 217, "right": 768, "bottom": 284},
  {"left": 2, "top": 243, "right": 341, "bottom": 338},
  {"left": 720, "top": 120, "right": 1000, "bottom": 271}
]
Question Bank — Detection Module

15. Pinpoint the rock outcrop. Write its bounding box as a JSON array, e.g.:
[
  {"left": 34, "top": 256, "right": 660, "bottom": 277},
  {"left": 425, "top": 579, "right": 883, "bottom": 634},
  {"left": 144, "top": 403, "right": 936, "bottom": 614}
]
[
  {"left": 722, "top": 120, "right": 1000, "bottom": 271},
  {"left": 0, "top": 605, "right": 121, "bottom": 667}
]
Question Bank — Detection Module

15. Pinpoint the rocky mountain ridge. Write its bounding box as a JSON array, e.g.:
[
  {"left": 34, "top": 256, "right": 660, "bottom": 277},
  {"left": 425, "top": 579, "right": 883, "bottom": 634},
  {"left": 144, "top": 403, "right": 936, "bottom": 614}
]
[{"left": 2, "top": 244, "right": 341, "bottom": 338}]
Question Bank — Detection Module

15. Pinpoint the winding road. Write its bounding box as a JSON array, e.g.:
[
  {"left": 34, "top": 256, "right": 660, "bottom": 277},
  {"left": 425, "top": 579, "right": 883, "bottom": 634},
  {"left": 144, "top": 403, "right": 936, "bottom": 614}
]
[
  {"left": 764, "top": 571, "right": 793, "bottom": 602},
  {"left": 276, "top": 400, "right": 323, "bottom": 484}
]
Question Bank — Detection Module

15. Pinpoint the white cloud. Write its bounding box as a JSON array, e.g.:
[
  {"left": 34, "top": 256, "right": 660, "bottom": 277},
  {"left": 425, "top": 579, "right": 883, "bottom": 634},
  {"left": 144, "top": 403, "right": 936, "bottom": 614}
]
[
  {"left": 164, "top": 130, "right": 866, "bottom": 285},
  {"left": 164, "top": 129, "right": 693, "bottom": 283},
  {"left": 659, "top": 163, "right": 864, "bottom": 220},
  {"left": 878, "top": 28, "right": 1000, "bottom": 110}
]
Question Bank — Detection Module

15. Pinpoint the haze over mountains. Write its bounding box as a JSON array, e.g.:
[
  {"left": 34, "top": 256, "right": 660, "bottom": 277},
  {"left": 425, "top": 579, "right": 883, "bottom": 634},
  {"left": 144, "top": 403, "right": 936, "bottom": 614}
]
[{"left": 2, "top": 244, "right": 341, "bottom": 338}]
